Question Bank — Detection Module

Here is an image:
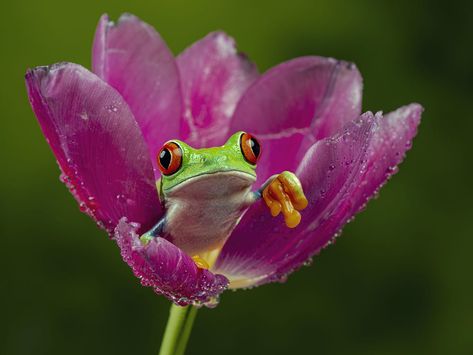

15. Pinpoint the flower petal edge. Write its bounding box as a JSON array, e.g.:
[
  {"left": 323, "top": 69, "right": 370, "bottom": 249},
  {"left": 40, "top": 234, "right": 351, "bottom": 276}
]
[
  {"left": 25, "top": 62, "right": 162, "bottom": 234},
  {"left": 114, "top": 218, "right": 229, "bottom": 307},
  {"left": 92, "top": 13, "right": 183, "bottom": 176},
  {"left": 214, "top": 104, "right": 422, "bottom": 288}
]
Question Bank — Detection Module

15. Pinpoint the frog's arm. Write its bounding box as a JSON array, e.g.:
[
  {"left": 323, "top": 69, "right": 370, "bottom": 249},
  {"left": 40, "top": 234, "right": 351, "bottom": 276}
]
[
  {"left": 140, "top": 217, "right": 165, "bottom": 244},
  {"left": 252, "top": 171, "right": 308, "bottom": 228},
  {"left": 242, "top": 175, "right": 274, "bottom": 205}
]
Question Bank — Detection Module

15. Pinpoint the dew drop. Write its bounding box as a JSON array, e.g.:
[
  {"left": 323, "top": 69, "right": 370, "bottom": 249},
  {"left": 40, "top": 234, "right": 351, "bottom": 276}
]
[
  {"left": 106, "top": 104, "right": 119, "bottom": 113},
  {"left": 386, "top": 166, "right": 399, "bottom": 175},
  {"left": 116, "top": 194, "right": 126, "bottom": 203}
]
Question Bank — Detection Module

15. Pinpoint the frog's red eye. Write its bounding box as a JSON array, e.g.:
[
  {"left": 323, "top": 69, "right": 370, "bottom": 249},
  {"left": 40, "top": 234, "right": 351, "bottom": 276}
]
[
  {"left": 240, "top": 132, "right": 261, "bottom": 165},
  {"left": 158, "top": 142, "right": 182, "bottom": 175}
]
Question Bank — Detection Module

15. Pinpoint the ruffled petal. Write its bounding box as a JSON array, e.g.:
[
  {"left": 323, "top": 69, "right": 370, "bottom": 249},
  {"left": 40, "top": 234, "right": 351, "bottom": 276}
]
[
  {"left": 114, "top": 218, "right": 228, "bottom": 306},
  {"left": 229, "top": 56, "right": 362, "bottom": 185},
  {"left": 25, "top": 63, "right": 161, "bottom": 234},
  {"left": 177, "top": 32, "right": 258, "bottom": 147},
  {"left": 92, "top": 14, "right": 183, "bottom": 175},
  {"left": 214, "top": 104, "right": 422, "bottom": 288}
]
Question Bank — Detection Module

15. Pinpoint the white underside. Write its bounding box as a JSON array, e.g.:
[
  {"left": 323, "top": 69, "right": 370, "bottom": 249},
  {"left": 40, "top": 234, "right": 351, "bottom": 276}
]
[{"left": 163, "top": 171, "right": 256, "bottom": 256}]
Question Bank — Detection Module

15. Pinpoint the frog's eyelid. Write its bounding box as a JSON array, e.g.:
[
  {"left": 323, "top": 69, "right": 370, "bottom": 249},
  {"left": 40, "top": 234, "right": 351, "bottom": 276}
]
[{"left": 162, "top": 140, "right": 182, "bottom": 149}]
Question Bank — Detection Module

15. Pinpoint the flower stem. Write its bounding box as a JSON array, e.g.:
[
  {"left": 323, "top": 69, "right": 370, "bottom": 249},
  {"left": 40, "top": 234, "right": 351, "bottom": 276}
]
[
  {"left": 174, "top": 306, "right": 198, "bottom": 355},
  {"left": 159, "top": 304, "right": 198, "bottom": 355}
]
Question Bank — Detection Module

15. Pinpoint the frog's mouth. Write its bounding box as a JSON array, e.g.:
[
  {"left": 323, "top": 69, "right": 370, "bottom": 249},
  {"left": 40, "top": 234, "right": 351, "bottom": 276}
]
[{"left": 163, "top": 170, "right": 256, "bottom": 198}]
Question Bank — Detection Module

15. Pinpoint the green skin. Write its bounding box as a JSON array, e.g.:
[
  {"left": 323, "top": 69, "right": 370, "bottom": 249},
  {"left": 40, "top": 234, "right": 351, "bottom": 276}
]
[{"left": 159, "top": 131, "right": 256, "bottom": 196}]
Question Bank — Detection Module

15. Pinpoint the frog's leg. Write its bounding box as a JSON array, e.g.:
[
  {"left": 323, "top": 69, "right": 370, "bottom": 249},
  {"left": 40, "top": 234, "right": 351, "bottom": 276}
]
[
  {"left": 139, "top": 218, "right": 165, "bottom": 245},
  {"left": 261, "top": 171, "right": 308, "bottom": 228}
]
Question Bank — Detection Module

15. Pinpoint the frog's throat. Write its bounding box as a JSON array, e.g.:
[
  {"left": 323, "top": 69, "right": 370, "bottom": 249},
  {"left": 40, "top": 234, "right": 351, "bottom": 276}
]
[{"left": 162, "top": 170, "right": 256, "bottom": 194}]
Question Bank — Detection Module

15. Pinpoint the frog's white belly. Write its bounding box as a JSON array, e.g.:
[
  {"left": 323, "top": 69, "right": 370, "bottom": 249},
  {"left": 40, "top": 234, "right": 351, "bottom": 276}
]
[{"left": 163, "top": 172, "right": 255, "bottom": 256}]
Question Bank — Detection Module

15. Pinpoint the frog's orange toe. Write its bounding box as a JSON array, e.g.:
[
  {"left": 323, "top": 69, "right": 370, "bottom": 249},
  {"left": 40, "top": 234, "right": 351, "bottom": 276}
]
[
  {"left": 263, "top": 185, "right": 282, "bottom": 216},
  {"left": 262, "top": 171, "right": 308, "bottom": 228},
  {"left": 192, "top": 255, "right": 210, "bottom": 269},
  {"left": 285, "top": 210, "right": 302, "bottom": 228}
]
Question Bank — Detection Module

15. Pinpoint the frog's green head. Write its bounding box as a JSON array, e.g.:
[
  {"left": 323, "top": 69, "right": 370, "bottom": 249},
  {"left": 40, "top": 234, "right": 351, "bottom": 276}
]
[{"left": 157, "top": 131, "right": 261, "bottom": 196}]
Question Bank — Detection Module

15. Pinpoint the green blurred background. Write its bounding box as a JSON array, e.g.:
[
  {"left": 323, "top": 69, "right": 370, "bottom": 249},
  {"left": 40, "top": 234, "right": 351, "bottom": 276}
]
[{"left": 1, "top": 0, "right": 472, "bottom": 354}]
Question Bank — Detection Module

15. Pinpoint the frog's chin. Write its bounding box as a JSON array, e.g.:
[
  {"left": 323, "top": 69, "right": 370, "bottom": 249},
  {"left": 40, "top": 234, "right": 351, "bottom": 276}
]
[{"left": 164, "top": 170, "right": 256, "bottom": 199}]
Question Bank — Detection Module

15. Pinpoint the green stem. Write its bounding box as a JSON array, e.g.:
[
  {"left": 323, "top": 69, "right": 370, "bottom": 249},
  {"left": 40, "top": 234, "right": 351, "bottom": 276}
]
[
  {"left": 159, "top": 304, "right": 198, "bottom": 355},
  {"left": 174, "top": 306, "right": 198, "bottom": 355}
]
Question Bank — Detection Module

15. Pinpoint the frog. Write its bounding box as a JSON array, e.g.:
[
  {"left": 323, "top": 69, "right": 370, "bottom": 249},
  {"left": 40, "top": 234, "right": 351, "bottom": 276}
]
[{"left": 140, "top": 131, "right": 308, "bottom": 269}]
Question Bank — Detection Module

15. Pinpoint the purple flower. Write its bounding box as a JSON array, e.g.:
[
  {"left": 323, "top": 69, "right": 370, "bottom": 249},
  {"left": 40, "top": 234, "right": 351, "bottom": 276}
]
[{"left": 25, "top": 13, "right": 422, "bottom": 307}]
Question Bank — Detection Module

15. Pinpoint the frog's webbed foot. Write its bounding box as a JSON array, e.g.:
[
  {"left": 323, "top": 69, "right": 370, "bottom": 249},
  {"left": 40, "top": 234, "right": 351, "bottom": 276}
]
[
  {"left": 191, "top": 255, "right": 210, "bottom": 269},
  {"left": 262, "top": 171, "right": 308, "bottom": 228}
]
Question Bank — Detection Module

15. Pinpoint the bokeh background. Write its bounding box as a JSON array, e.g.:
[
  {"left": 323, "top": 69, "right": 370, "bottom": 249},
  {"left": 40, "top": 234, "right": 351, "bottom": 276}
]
[{"left": 2, "top": 0, "right": 472, "bottom": 354}]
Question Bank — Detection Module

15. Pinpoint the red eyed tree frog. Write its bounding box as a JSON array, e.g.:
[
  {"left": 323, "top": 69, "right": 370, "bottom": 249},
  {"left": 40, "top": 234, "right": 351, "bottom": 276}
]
[{"left": 140, "top": 132, "right": 308, "bottom": 268}]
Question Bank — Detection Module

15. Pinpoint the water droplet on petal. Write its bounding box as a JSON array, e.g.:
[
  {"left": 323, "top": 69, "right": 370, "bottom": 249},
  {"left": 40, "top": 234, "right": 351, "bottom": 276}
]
[
  {"left": 116, "top": 194, "right": 126, "bottom": 203},
  {"left": 303, "top": 258, "right": 313, "bottom": 267}
]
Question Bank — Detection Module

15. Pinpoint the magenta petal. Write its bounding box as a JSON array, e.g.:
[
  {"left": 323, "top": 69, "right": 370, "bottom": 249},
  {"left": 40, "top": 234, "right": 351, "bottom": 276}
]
[
  {"left": 177, "top": 32, "right": 258, "bottom": 147},
  {"left": 115, "top": 218, "right": 228, "bottom": 306},
  {"left": 349, "top": 104, "right": 423, "bottom": 212},
  {"left": 25, "top": 63, "right": 161, "bottom": 234},
  {"left": 214, "top": 105, "right": 422, "bottom": 288},
  {"left": 229, "top": 56, "right": 362, "bottom": 185},
  {"left": 92, "top": 14, "right": 182, "bottom": 175}
]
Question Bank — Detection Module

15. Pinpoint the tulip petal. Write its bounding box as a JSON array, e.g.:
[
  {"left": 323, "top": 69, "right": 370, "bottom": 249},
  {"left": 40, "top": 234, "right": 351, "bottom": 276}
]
[
  {"left": 25, "top": 63, "right": 161, "bottom": 234},
  {"left": 177, "top": 32, "right": 258, "bottom": 147},
  {"left": 92, "top": 14, "right": 182, "bottom": 175},
  {"left": 115, "top": 218, "right": 228, "bottom": 306},
  {"left": 214, "top": 104, "right": 422, "bottom": 288},
  {"left": 229, "top": 56, "right": 362, "bottom": 185}
]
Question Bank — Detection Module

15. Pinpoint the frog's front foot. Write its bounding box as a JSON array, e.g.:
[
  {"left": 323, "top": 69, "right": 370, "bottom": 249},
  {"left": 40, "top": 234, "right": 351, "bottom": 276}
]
[
  {"left": 262, "top": 171, "right": 308, "bottom": 228},
  {"left": 139, "top": 233, "right": 154, "bottom": 245}
]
